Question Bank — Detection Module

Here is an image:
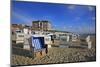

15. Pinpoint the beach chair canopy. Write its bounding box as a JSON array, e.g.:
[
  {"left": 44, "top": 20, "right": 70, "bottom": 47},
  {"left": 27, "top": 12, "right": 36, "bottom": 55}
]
[{"left": 31, "top": 36, "right": 45, "bottom": 51}]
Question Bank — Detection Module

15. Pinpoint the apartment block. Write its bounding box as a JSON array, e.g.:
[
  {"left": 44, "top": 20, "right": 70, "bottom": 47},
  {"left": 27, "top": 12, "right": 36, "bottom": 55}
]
[{"left": 32, "top": 20, "right": 51, "bottom": 31}]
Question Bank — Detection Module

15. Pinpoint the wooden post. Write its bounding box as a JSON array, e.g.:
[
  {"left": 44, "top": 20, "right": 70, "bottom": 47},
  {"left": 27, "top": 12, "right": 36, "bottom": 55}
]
[
  {"left": 45, "top": 44, "right": 48, "bottom": 54},
  {"left": 31, "top": 47, "right": 35, "bottom": 58}
]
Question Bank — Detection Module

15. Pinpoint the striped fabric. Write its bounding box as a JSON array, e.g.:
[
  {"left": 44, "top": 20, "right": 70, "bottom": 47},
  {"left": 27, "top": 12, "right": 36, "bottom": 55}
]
[{"left": 32, "top": 37, "right": 42, "bottom": 50}]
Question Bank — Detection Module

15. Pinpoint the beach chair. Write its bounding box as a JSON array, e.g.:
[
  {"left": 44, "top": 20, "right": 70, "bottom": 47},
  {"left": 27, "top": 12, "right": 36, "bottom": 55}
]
[{"left": 30, "top": 36, "right": 48, "bottom": 58}]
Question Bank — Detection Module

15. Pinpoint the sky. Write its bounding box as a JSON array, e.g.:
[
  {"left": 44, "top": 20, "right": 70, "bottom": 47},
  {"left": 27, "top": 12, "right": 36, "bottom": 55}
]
[{"left": 11, "top": 1, "right": 96, "bottom": 34}]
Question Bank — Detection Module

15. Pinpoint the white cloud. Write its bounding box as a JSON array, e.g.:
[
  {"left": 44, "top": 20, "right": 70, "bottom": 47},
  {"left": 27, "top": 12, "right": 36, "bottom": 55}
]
[
  {"left": 68, "top": 5, "right": 76, "bottom": 10},
  {"left": 88, "top": 6, "right": 95, "bottom": 11}
]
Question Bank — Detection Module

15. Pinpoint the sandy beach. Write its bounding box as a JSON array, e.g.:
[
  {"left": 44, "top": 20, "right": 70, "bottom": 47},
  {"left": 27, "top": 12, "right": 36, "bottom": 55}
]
[{"left": 12, "top": 46, "right": 96, "bottom": 65}]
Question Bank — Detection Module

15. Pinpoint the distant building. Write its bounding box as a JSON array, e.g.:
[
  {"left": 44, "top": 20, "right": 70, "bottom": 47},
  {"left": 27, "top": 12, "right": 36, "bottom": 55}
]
[
  {"left": 11, "top": 24, "right": 31, "bottom": 34},
  {"left": 32, "top": 20, "right": 51, "bottom": 31},
  {"left": 11, "top": 24, "right": 23, "bottom": 33},
  {"left": 41, "top": 30, "right": 79, "bottom": 46}
]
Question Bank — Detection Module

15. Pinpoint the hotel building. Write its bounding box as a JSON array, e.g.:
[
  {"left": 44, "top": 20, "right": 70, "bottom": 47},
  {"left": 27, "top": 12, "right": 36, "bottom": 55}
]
[{"left": 32, "top": 20, "right": 51, "bottom": 31}]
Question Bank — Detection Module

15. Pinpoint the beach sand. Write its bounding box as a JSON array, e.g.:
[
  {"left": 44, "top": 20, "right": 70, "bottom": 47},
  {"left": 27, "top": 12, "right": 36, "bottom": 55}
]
[{"left": 12, "top": 46, "right": 96, "bottom": 65}]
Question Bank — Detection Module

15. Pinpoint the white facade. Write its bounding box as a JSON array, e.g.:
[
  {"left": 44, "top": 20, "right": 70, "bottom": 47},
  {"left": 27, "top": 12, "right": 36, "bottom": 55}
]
[{"left": 12, "top": 33, "right": 24, "bottom": 44}]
